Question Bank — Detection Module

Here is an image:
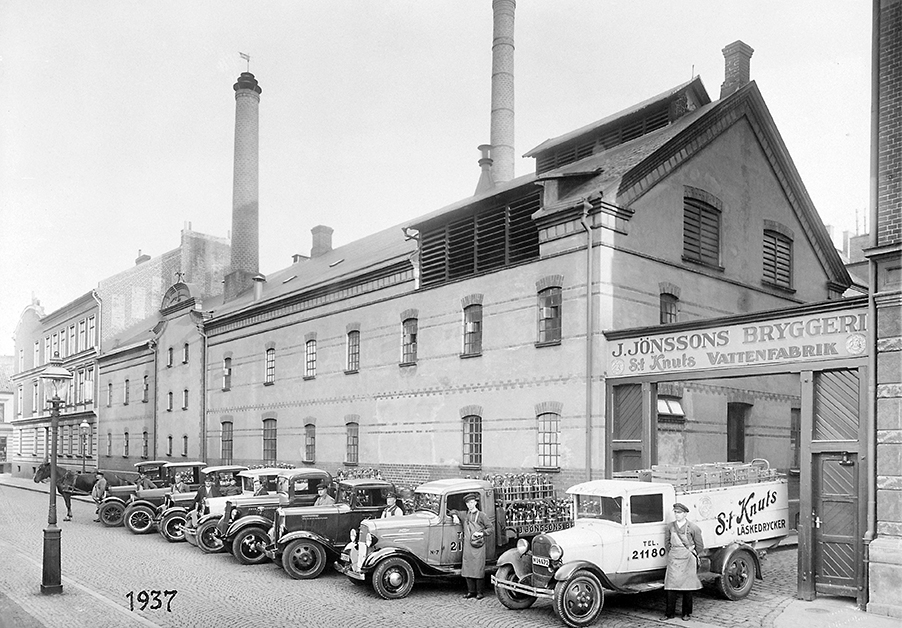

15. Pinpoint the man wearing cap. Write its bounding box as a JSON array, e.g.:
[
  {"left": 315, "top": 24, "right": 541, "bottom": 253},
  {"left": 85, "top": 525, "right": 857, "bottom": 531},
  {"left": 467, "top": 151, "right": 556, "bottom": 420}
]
[
  {"left": 381, "top": 492, "right": 404, "bottom": 518},
  {"left": 663, "top": 502, "right": 704, "bottom": 621},
  {"left": 194, "top": 475, "right": 221, "bottom": 514},
  {"left": 91, "top": 471, "right": 107, "bottom": 522},
  {"left": 314, "top": 481, "right": 335, "bottom": 506},
  {"left": 450, "top": 493, "right": 492, "bottom": 600},
  {"left": 135, "top": 470, "right": 155, "bottom": 490}
]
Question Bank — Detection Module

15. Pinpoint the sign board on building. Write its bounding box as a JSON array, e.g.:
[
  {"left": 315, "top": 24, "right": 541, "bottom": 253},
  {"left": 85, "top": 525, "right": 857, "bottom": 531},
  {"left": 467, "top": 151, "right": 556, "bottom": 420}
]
[{"left": 606, "top": 307, "right": 867, "bottom": 378}]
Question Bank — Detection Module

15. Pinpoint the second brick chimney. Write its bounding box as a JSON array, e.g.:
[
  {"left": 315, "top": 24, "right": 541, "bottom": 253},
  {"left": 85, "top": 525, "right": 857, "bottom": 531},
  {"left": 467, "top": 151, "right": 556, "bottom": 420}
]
[
  {"left": 311, "top": 225, "right": 333, "bottom": 258},
  {"left": 720, "top": 41, "right": 754, "bottom": 100}
]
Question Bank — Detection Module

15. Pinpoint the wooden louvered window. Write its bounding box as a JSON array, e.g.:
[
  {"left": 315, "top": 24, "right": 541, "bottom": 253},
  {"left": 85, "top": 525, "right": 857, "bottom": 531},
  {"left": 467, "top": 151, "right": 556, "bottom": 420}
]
[
  {"left": 763, "top": 230, "right": 792, "bottom": 289},
  {"left": 419, "top": 191, "right": 540, "bottom": 287},
  {"left": 683, "top": 197, "right": 720, "bottom": 267}
]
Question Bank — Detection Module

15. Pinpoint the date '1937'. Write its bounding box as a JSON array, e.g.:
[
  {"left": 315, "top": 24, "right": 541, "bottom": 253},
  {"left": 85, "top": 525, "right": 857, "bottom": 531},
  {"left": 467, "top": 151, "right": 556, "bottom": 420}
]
[{"left": 126, "top": 590, "right": 177, "bottom": 613}]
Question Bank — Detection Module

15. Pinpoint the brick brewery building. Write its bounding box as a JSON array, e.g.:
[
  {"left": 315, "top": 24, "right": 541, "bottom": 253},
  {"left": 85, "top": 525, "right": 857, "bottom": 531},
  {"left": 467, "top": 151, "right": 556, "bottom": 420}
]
[{"left": 6, "top": 0, "right": 900, "bottom": 615}]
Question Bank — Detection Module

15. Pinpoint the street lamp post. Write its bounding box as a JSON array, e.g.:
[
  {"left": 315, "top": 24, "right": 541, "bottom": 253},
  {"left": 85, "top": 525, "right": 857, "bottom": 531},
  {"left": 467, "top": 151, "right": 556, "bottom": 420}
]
[
  {"left": 79, "top": 419, "right": 90, "bottom": 474},
  {"left": 39, "top": 352, "right": 72, "bottom": 595}
]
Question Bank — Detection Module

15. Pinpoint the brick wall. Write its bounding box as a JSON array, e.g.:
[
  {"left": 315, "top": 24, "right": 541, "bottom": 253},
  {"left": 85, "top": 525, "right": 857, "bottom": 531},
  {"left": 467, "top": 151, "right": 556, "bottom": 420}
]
[{"left": 878, "top": 0, "right": 901, "bottom": 247}]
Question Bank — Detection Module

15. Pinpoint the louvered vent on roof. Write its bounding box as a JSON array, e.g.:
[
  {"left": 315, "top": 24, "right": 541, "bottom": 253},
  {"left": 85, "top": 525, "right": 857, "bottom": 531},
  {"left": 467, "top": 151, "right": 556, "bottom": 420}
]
[{"left": 420, "top": 191, "right": 541, "bottom": 287}]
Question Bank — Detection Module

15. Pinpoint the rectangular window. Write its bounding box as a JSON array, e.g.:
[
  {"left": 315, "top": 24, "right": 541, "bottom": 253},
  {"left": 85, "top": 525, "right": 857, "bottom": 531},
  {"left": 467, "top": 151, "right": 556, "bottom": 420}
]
[
  {"left": 182, "top": 435, "right": 188, "bottom": 457},
  {"left": 33, "top": 428, "right": 39, "bottom": 455},
  {"left": 68, "top": 326, "right": 75, "bottom": 356},
  {"left": 683, "top": 197, "right": 720, "bottom": 266},
  {"left": 17, "top": 386, "right": 23, "bottom": 417},
  {"left": 263, "top": 419, "right": 277, "bottom": 464},
  {"left": 346, "top": 331, "right": 360, "bottom": 372},
  {"left": 33, "top": 341, "right": 40, "bottom": 367},
  {"left": 660, "top": 294, "right": 679, "bottom": 325},
  {"left": 402, "top": 319, "right": 418, "bottom": 364},
  {"left": 221, "top": 422, "right": 233, "bottom": 465},
  {"left": 537, "top": 412, "right": 561, "bottom": 469},
  {"left": 32, "top": 382, "right": 39, "bottom": 416},
  {"left": 106, "top": 433, "right": 112, "bottom": 457},
  {"left": 87, "top": 316, "right": 96, "bottom": 348},
  {"left": 727, "top": 402, "right": 749, "bottom": 462},
  {"left": 537, "top": 287, "right": 562, "bottom": 344},
  {"left": 107, "top": 382, "right": 113, "bottom": 407},
  {"left": 142, "top": 432, "right": 148, "bottom": 458},
  {"left": 265, "top": 348, "right": 276, "bottom": 384},
  {"left": 222, "top": 358, "right": 232, "bottom": 391},
  {"left": 763, "top": 230, "right": 793, "bottom": 289},
  {"left": 462, "top": 415, "right": 482, "bottom": 467},
  {"left": 463, "top": 305, "right": 483, "bottom": 355},
  {"left": 304, "top": 424, "right": 315, "bottom": 463},
  {"left": 167, "top": 392, "right": 173, "bottom": 412},
  {"left": 142, "top": 376, "right": 149, "bottom": 403},
  {"left": 123, "top": 380, "right": 129, "bottom": 405},
  {"left": 790, "top": 408, "right": 801, "bottom": 471},
  {"left": 305, "top": 341, "right": 316, "bottom": 378},
  {"left": 182, "top": 343, "right": 189, "bottom": 364},
  {"left": 630, "top": 493, "right": 664, "bottom": 524},
  {"left": 78, "top": 321, "right": 86, "bottom": 353},
  {"left": 59, "top": 332, "right": 66, "bottom": 358},
  {"left": 346, "top": 422, "right": 359, "bottom": 464},
  {"left": 45, "top": 337, "right": 50, "bottom": 362},
  {"left": 123, "top": 432, "right": 129, "bottom": 457},
  {"left": 62, "top": 426, "right": 69, "bottom": 456},
  {"left": 51, "top": 333, "right": 59, "bottom": 358},
  {"left": 182, "top": 389, "right": 189, "bottom": 410},
  {"left": 18, "top": 348, "right": 23, "bottom": 372},
  {"left": 167, "top": 347, "right": 173, "bottom": 368}
]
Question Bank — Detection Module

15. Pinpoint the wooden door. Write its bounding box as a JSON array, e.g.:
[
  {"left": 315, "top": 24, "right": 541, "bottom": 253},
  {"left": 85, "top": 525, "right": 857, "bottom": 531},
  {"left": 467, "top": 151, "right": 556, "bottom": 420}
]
[{"left": 812, "top": 452, "right": 859, "bottom": 597}]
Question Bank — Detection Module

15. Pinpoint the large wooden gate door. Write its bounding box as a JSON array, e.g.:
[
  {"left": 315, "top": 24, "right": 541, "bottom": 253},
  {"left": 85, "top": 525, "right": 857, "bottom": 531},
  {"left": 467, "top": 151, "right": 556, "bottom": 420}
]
[
  {"left": 607, "top": 383, "right": 655, "bottom": 475},
  {"left": 799, "top": 368, "right": 866, "bottom": 604}
]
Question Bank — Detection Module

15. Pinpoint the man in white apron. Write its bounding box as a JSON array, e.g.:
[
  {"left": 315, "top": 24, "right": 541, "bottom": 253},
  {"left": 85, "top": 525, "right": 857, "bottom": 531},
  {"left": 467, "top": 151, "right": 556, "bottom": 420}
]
[{"left": 663, "top": 502, "right": 704, "bottom": 620}]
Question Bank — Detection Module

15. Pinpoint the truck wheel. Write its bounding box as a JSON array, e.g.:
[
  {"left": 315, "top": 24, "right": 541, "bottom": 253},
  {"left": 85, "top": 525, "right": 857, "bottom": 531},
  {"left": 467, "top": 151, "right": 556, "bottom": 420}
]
[
  {"left": 371, "top": 557, "right": 414, "bottom": 600},
  {"left": 495, "top": 564, "right": 537, "bottom": 610},
  {"left": 553, "top": 569, "right": 604, "bottom": 628},
  {"left": 232, "top": 528, "right": 270, "bottom": 565},
  {"left": 281, "top": 539, "right": 327, "bottom": 579},
  {"left": 124, "top": 505, "right": 155, "bottom": 535},
  {"left": 98, "top": 502, "right": 124, "bottom": 527},
  {"left": 196, "top": 519, "right": 225, "bottom": 553},
  {"left": 716, "top": 550, "right": 755, "bottom": 600},
  {"left": 159, "top": 512, "right": 187, "bottom": 543}
]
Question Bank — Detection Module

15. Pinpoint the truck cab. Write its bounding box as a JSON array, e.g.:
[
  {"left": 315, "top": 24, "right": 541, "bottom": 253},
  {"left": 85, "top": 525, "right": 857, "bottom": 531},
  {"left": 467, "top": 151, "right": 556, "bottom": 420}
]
[
  {"left": 122, "top": 461, "right": 206, "bottom": 535},
  {"left": 96, "top": 460, "right": 169, "bottom": 527}
]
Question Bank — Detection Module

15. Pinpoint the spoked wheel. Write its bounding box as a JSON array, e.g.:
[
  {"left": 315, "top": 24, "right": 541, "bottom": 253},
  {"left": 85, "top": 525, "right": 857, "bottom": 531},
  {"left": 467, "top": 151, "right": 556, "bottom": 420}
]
[
  {"left": 232, "top": 528, "right": 270, "bottom": 565},
  {"left": 160, "top": 512, "right": 187, "bottom": 543},
  {"left": 98, "top": 502, "right": 125, "bottom": 527},
  {"left": 124, "top": 505, "right": 155, "bottom": 535},
  {"left": 196, "top": 519, "right": 225, "bottom": 554},
  {"left": 553, "top": 569, "right": 604, "bottom": 628},
  {"left": 717, "top": 550, "right": 756, "bottom": 600},
  {"left": 371, "top": 557, "right": 415, "bottom": 600},
  {"left": 281, "top": 539, "right": 327, "bottom": 579},
  {"left": 494, "top": 564, "right": 537, "bottom": 610}
]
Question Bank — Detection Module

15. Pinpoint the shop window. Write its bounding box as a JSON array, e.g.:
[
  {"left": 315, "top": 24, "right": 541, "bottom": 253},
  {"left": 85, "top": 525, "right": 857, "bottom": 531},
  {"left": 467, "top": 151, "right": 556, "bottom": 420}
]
[
  {"left": 462, "top": 415, "right": 482, "bottom": 468},
  {"left": 727, "top": 402, "right": 749, "bottom": 462},
  {"left": 537, "top": 287, "right": 562, "bottom": 345},
  {"left": 263, "top": 418, "right": 277, "bottom": 464},
  {"left": 462, "top": 305, "right": 483, "bottom": 356},
  {"left": 304, "top": 423, "right": 316, "bottom": 463},
  {"left": 537, "top": 412, "right": 560, "bottom": 469},
  {"left": 346, "top": 422, "right": 359, "bottom": 464},
  {"left": 401, "top": 319, "right": 418, "bottom": 365},
  {"left": 221, "top": 421, "right": 233, "bottom": 465},
  {"left": 790, "top": 407, "right": 801, "bottom": 471},
  {"left": 265, "top": 348, "right": 276, "bottom": 385}
]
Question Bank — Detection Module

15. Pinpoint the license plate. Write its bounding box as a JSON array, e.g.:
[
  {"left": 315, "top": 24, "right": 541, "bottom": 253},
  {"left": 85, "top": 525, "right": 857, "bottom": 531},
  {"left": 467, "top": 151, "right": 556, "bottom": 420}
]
[{"left": 533, "top": 556, "right": 550, "bottom": 567}]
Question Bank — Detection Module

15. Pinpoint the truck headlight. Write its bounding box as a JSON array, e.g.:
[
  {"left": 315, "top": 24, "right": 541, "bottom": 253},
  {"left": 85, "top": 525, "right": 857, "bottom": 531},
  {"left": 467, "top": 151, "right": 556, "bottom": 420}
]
[
  {"left": 365, "top": 532, "right": 377, "bottom": 547},
  {"left": 517, "top": 538, "right": 529, "bottom": 554},
  {"left": 349, "top": 528, "right": 357, "bottom": 543},
  {"left": 549, "top": 544, "right": 564, "bottom": 561}
]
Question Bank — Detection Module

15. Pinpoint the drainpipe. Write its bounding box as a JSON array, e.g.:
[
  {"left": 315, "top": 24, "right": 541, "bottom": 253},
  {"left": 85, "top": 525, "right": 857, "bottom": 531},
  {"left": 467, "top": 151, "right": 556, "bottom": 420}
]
[
  {"left": 91, "top": 289, "right": 102, "bottom": 469},
  {"left": 198, "top": 324, "right": 208, "bottom": 463},
  {"left": 862, "top": 0, "right": 880, "bottom": 592},
  {"left": 580, "top": 200, "right": 594, "bottom": 481}
]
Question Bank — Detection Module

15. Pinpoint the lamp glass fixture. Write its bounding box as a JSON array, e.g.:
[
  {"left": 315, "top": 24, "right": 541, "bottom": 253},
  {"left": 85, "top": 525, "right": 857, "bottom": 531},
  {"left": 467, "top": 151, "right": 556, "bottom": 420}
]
[{"left": 39, "top": 352, "right": 73, "bottom": 400}]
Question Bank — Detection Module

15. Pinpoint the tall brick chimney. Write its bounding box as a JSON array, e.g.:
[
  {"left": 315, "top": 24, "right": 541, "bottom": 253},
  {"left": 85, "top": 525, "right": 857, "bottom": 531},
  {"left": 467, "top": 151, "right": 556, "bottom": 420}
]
[
  {"left": 310, "top": 225, "right": 333, "bottom": 258},
  {"left": 720, "top": 41, "right": 754, "bottom": 100},
  {"left": 224, "top": 72, "right": 262, "bottom": 302},
  {"left": 490, "top": 0, "right": 516, "bottom": 183}
]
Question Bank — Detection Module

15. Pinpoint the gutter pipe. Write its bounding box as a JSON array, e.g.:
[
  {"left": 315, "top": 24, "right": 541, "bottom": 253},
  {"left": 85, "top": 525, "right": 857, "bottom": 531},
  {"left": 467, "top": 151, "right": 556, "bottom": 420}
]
[{"left": 581, "top": 200, "right": 594, "bottom": 481}]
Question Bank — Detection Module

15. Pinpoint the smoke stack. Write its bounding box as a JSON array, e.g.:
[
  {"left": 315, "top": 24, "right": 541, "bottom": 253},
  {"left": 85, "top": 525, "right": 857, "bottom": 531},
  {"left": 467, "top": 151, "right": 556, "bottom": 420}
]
[
  {"left": 475, "top": 144, "right": 495, "bottom": 194},
  {"left": 311, "top": 225, "right": 333, "bottom": 258},
  {"left": 490, "top": 0, "right": 516, "bottom": 182},
  {"left": 135, "top": 249, "right": 150, "bottom": 266},
  {"left": 224, "top": 71, "right": 262, "bottom": 302},
  {"left": 720, "top": 41, "right": 754, "bottom": 100},
  {"left": 252, "top": 273, "right": 266, "bottom": 301}
]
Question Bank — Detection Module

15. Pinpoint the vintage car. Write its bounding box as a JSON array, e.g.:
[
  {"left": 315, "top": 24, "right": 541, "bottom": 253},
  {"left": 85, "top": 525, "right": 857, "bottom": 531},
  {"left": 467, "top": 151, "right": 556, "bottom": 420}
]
[
  {"left": 122, "top": 461, "right": 206, "bottom": 534},
  {"left": 96, "top": 460, "right": 170, "bottom": 527},
  {"left": 265, "top": 478, "right": 395, "bottom": 579},
  {"left": 155, "top": 465, "right": 248, "bottom": 544},
  {"left": 491, "top": 478, "right": 789, "bottom": 628},
  {"left": 218, "top": 467, "right": 330, "bottom": 565}
]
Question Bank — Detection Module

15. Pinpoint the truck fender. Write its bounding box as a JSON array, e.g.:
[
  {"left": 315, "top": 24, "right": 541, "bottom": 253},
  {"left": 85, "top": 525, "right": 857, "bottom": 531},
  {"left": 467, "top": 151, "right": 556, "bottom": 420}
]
[
  {"left": 553, "top": 561, "right": 626, "bottom": 593},
  {"left": 159, "top": 506, "right": 189, "bottom": 519},
  {"left": 197, "top": 513, "right": 222, "bottom": 527},
  {"left": 278, "top": 530, "right": 332, "bottom": 552},
  {"left": 496, "top": 547, "right": 532, "bottom": 580},
  {"left": 127, "top": 499, "right": 157, "bottom": 511},
  {"left": 100, "top": 496, "right": 129, "bottom": 507},
  {"left": 362, "top": 547, "right": 438, "bottom": 577},
  {"left": 709, "top": 542, "right": 762, "bottom": 580},
  {"left": 226, "top": 516, "right": 271, "bottom": 538}
]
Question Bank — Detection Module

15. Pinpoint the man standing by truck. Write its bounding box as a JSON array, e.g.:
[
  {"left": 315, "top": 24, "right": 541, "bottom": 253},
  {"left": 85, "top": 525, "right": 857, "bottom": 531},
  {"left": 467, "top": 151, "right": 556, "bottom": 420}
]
[
  {"left": 450, "top": 493, "right": 493, "bottom": 600},
  {"left": 663, "top": 502, "right": 704, "bottom": 621}
]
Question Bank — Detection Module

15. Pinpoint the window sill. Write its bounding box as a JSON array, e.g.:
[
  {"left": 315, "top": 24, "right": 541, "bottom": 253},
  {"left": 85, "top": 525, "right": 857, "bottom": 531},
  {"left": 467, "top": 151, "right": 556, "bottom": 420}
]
[
  {"left": 142, "top": 399, "right": 148, "bottom": 404},
  {"left": 222, "top": 387, "right": 230, "bottom": 392},
  {"left": 761, "top": 280, "right": 795, "bottom": 294},
  {"left": 343, "top": 461, "right": 358, "bottom": 467},
  {"left": 534, "top": 466, "right": 561, "bottom": 473},
  {"left": 166, "top": 409, "right": 172, "bottom": 413},
  {"left": 303, "top": 376, "right": 315, "bottom": 381},
  {"left": 459, "top": 464, "right": 482, "bottom": 471},
  {"left": 398, "top": 361, "right": 417, "bottom": 368},
  {"left": 344, "top": 369, "right": 359, "bottom": 375},
  {"left": 302, "top": 459, "right": 317, "bottom": 465},
  {"left": 681, "top": 256, "right": 724, "bottom": 272},
  {"left": 264, "top": 381, "right": 274, "bottom": 386},
  {"left": 181, "top": 454, "right": 187, "bottom": 457},
  {"left": 459, "top": 352, "right": 482, "bottom": 359},
  {"left": 535, "top": 340, "right": 561, "bottom": 349},
  {"left": 181, "top": 407, "right": 188, "bottom": 411},
  {"left": 123, "top": 403, "right": 129, "bottom": 406}
]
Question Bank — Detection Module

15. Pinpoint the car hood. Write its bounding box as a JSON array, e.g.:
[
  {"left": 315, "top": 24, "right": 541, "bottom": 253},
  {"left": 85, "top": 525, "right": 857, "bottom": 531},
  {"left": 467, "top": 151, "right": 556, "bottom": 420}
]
[
  {"left": 541, "top": 521, "right": 614, "bottom": 555},
  {"left": 361, "top": 512, "right": 436, "bottom": 540}
]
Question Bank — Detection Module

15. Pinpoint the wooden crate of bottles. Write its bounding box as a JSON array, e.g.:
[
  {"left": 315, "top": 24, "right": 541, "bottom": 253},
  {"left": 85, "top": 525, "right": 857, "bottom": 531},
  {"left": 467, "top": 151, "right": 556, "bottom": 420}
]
[{"left": 481, "top": 473, "right": 573, "bottom": 537}]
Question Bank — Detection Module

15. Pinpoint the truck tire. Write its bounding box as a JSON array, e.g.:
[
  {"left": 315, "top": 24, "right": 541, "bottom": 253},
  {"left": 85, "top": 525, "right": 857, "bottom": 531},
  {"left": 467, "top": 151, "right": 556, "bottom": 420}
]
[
  {"left": 124, "top": 505, "right": 155, "bottom": 535},
  {"left": 495, "top": 564, "right": 537, "bottom": 610},
  {"left": 553, "top": 569, "right": 604, "bottom": 628},
  {"left": 716, "top": 549, "right": 755, "bottom": 600},
  {"left": 281, "top": 539, "right": 327, "bottom": 579},
  {"left": 232, "top": 528, "right": 270, "bottom": 565},
  {"left": 159, "top": 512, "right": 187, "bottom": 543},
  {"left": 196, "top": 519, "right": 225, "bottom": 553},
  {"left": 371, "top": 556, "right": 414, "bottom": 600},
  {"left": 98, "top": 502, "right": 125, "bottom": 527}
]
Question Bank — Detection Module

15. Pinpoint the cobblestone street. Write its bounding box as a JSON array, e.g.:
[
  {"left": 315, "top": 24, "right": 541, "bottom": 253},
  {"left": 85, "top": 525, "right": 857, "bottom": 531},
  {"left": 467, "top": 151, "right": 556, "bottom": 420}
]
[{"left": 0, "top": 480, "right": 883, "bottom": 628}]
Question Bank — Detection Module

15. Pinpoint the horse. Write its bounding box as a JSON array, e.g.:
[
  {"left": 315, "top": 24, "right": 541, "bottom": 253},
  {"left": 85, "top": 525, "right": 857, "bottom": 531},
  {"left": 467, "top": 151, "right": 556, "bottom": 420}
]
[{"left": 33, "top": 462, "right": 129, "bottom": 521}]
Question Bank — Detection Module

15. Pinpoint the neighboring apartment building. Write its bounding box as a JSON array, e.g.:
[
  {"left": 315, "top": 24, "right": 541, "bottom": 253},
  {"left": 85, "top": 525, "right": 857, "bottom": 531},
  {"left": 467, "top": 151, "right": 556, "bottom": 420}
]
[{"left": 0, "top": 355, "right": 15, "bottom": 467}]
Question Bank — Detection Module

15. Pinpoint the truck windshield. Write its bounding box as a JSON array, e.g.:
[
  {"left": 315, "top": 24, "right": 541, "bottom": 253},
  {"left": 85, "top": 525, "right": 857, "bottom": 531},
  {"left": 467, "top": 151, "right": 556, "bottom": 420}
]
[
  {"left": 575, "top": 495, "right": 622, "bottom": 524},
  {"left": 413, "top": 491, "right": 441, "bottom": 515}
]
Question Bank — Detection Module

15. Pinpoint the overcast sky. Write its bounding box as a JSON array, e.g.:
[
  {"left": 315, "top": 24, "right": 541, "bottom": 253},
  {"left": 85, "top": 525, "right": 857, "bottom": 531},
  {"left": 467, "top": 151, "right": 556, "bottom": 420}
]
[{"left": 0, "top": 1, "right": 872, "bottom": 356}]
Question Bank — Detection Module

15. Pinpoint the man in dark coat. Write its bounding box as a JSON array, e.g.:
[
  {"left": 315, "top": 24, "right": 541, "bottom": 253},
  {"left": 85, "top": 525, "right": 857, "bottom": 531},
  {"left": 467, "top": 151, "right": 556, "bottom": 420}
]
[
  {"left": 194, "top": 476, "right": 221, "bottom": 514},
  {"left": 450, "top": 493, "right": 492, "bottom": 599}
]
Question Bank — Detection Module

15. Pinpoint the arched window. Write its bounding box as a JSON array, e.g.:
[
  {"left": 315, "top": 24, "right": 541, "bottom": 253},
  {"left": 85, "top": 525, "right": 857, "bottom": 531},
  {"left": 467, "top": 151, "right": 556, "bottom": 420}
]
[
  {"left": 401, "top": 319, "right": 418, "bottom": 364},
  {"left": 346, "top": 331, "right": 360, "bottom": 372},
  {"left": 167, "top": 391, "right": 173, "bottom": 412},
  {"left": 182, "top": 435, "right": 188, "bottom": 457},
  {"left": 107, "top": 432, "right": 112, "bottom": 457},
  {"left": 183, "top": 343, "right": 190, "bottom": 364},
  {"left": 536, "top": 412, "right": 561, "bottom": 469},
  {"left": 142, "top": 375, "right": 149, "bottom": 403},
  {"left": 167, "top": 435, "right": 173, "bottom": 457},
  {"left": 463, "top": 305, "right": 483, "bottom": 355},
  {"left": 142, "top": 431, "right": 149, "bottom": 458},
  {"left": 660, "top": 293, "right": 679, "bottom": 324},
  {"left": 182, "top": 389, "right": 189, "bottom": 410},
  {"left": 123, "top": 432, "right": 129, "bottom": 457},
  {"left": 304, "top": 341, "right": 317, "bottom": 378},
  {"left": 462, "top": 415, "right": 482, "bottom": 467},
  {"left": 265, "top": 348, "right": 276, "bottom": 384},
  {"left": 346, "top": 422, "right": 359, "bottom": 464},
  {"left": 537, "top": 287, "right": 562, "bottom": 344},
  {"left": 124, "top": 379, "right": 130, "bottom": 405},
  {"left": 304, "top": 424, "right": 316, "bottom": 463},
  {"left": 222, "top": 357, "right": 232, "bottom": 391},
  {"left": 263, "top": 419, "right": 277, "bottom": 464}
]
